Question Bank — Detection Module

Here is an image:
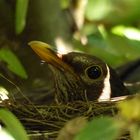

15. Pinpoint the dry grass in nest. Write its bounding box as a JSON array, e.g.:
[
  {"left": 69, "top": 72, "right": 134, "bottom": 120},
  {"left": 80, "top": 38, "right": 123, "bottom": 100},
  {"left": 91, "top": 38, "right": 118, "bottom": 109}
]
[{"left": 2, "top": 99, "right": 116, "bottom": 139}]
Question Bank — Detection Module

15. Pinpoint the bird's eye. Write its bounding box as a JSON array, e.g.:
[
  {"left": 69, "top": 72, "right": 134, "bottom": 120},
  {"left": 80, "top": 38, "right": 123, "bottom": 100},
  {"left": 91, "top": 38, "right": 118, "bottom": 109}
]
[{"left": 86, "top": 65, "right": 102, "bottom": 79}]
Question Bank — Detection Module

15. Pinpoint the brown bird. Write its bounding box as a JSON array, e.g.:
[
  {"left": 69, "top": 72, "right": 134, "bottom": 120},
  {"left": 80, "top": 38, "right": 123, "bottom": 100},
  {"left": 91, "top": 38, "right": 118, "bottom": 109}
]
[{"left": 29, "top": 41, "right": 128, "bottom": 103}]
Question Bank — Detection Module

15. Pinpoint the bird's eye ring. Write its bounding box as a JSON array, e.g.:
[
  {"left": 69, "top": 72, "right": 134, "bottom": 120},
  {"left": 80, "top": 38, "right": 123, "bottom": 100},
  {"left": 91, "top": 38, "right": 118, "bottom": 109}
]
[{"left": 85, "top": 65, "right": 102, "bottom": 79}]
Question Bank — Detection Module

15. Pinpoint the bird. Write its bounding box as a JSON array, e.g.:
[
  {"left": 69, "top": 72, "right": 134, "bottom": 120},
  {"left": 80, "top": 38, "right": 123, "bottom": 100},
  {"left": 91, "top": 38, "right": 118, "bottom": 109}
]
[{"left": 28, "top": 41, "right": 129, "bottom": 103}]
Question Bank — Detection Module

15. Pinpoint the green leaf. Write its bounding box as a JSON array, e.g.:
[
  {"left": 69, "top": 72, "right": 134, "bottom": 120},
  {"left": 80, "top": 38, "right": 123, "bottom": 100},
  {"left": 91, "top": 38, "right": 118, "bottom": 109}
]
[
  {"left": 0, "top": 47, "right": 28, "bottom": 79},
  {"left": 15, "top": 0, "right": 29, "bottom": 34},
  {"left": 87, "top": 32, "right": 140, "bottom": 67},
  {"left": 117, "top": 96, "right": 140, "bottom": 121},
  {"left": 85, "top": 0, "right": 140, "bottom": 24},
  {"left": 85, "top": 0, "right": 112, "bottom": 21},
  {"left": 75, "top": 117, "right": 122, "bottom": 140},
  {"left": 0, "top": 128, "right": 15, "bottom": 140},
  {"left": 130, "top": 124, "right": 140, "bottom": 140},
  {"left": 111, "top": 25, "right": 140, "bottom": 41},
  {"left": 60, "top": 0, "right": 70, "bottom": 9},
  {"left": 0, "top": 108, "right": 29, "bottom": 140}
]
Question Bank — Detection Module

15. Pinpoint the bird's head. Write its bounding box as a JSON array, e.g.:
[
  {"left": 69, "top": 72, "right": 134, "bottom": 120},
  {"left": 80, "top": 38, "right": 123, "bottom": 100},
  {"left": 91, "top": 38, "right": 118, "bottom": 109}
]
[{"left": 29, "top": 41, "right": 128, "bottom": 103}]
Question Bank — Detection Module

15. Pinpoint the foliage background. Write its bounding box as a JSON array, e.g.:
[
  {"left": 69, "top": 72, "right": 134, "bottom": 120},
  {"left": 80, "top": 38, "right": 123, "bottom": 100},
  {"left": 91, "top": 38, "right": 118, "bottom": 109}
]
[{"left": 0, "top": 0, "right": 140, "bottom": 81}]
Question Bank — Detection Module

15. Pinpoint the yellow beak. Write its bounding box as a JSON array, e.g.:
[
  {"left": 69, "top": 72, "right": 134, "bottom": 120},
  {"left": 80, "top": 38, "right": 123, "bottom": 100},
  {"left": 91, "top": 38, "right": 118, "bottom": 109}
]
[{"left": 28, "top": 41, "right": 74, "bottom": 74}]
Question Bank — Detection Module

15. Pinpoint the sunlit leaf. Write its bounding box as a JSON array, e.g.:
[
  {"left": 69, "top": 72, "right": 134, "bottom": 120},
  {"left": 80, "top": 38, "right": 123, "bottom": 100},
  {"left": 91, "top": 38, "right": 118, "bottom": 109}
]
[
  {"left": 0, "top": 109, "right": 29, "bottom": 140},
  {"left": 60, "top": 0, "right": 70, "bottom": 9},
  {"left": 0, "top": 86, "right": 9, "bottom": 102},
  {"left": 15, "top": 0, "right": 29, "bottom": 34},
  {"left": 111, "top": 25, "right": 140, "bottom": 41},
  {"left": 85, "top": 0, "right": 140, "bottom": 24},
  {"left": 117, "top": 95, "right": 140, "bottom": 121},
  {"left": 0, "top": 128, "right": 15, "bottom": 140},
  {"left": 85, "top": 0, "right": 111, "bottom": 21},
  {"left": 0, "top": 48, "right": 28, "bottom": 79},
  {"left": 75, "top": 117, "right": 122, "bottom": 140},
  {"left": 130, "top": 124, "right": 140, "bottom": 140}
]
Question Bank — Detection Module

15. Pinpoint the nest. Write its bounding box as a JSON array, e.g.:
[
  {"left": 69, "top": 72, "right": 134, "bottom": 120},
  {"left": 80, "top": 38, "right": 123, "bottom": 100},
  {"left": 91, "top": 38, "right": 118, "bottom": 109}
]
[{"left": 1, "top": 98, "right": 117, "bottom": 139}]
